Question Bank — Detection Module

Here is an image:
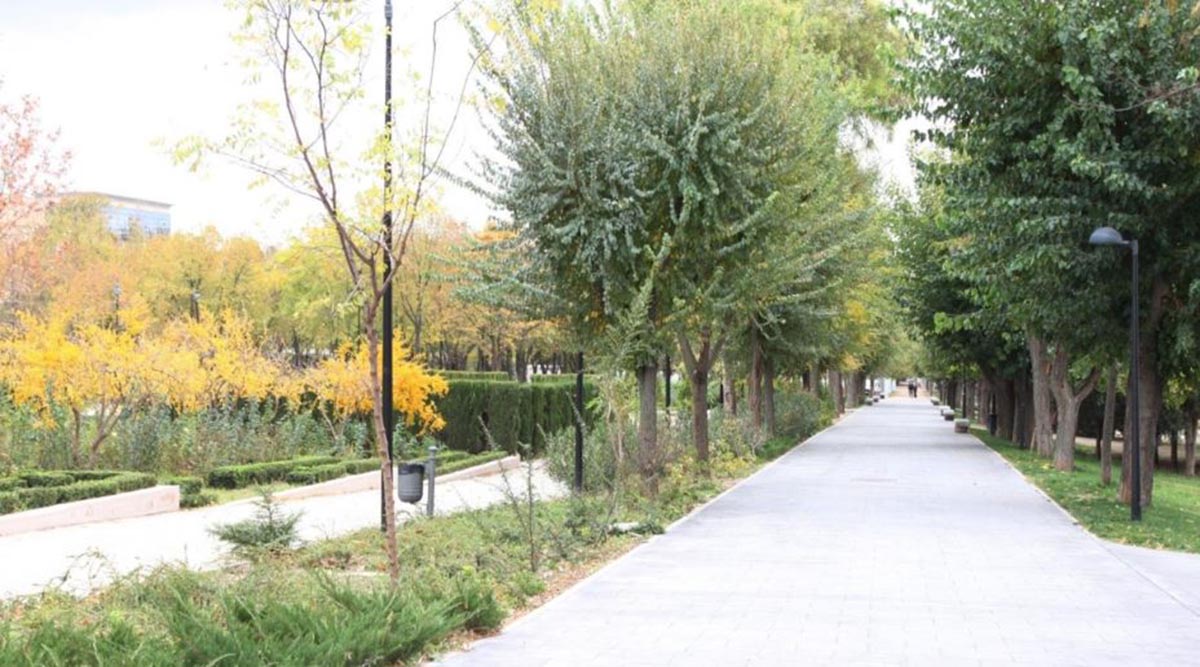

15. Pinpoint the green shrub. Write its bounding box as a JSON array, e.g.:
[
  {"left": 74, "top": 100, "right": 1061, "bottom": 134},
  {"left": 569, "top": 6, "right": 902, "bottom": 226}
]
[
  {"left": 343, "top": 458, "right": 379, "bottom": 475},
  {"left": 437, "top": 370, "right": 510, "bottom": 381},
  {"left": 0, "top": 472, "right": 156, "bottom": 515},
  {"left": 0, "top": 477, "right": 24, "bottom": 492},
  {"left": 435, "top": 451, "right": 507, "bottom": 476},
  {"left": 66, "top": 470, "right": 122, "bottom": 482},
  {"left": 447, "top": 570, "right": 506, "bottom": 632},
  {"left": 544, "top": 422, "right": 620, "bottom": 492},
  {"left": 434, "top": 378, "right": 595, "bottom": 454},
  {"left": 0, "top": 492, "right": 18, "bottom": 514},
  {"left": 180, "top": 491, "right": 217, "bottom": 509},
  {"left": 210, "top": 492, "right": 301, "bottom": 554},
  {"left": 18, "top": 471, "right": 74, "bottom": 487},
  {"left": 207, "top": 455, "right": 341, "bottom": 489},
  {"left": 162, "top": 476, "right": 204, "bottom": 496},
  {"left": 14, "top": 486, "right": 60, "bottom": 510},
  {"left": 0, "top": 568, "right": 463, "bottom": 667}
]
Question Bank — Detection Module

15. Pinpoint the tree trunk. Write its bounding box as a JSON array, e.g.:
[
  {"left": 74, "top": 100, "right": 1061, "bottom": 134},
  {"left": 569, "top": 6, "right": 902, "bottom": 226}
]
[
  {"left": 678, "top": 331, "right": 720, "bottom": 462},
  {"left": 748, "top": 326, "right": 763, "bottom": 429},
  {"left": 802, "top": 368, "right": 812, "bottom": 392},
  {"left": 830, "top": 369, "right": 845, "bottom": 414},
  {"left": 1185, "top": 409, "right": 1196, "bottom": 478},
  {"left": 690, "top": 367, "right": 709, "bottom": 460},
  {"left": 847, "top": 371, "right": 861, "bottom": 409},
  {"left": 723, "top": 353, "right": 737, "bottom": 415},
  {"left": 764, "top": 356, "right": 777, "bottom": 435},
  {"left": 1028, "top": 335, "right": 1055, "bottom": 457},
  {"left": 1047, "top": 345, "right": 1100, "bottom": 472},
  {"left": 994, "top": 377, "right": 1015, "bottom": 441},
  {"left": 637, "top": 361, "right": 659, "bottom": 477},
  {"left": 364, "top": 323, "right": 400, "bottom": 584},
  {"left": 1101, "top": 366, "right": 1117, "bottom": 486}
]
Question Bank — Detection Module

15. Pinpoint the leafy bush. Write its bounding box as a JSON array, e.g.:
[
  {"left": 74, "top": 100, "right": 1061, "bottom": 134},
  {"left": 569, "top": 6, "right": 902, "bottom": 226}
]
[
  {"left": 0, "top": 567, "right": 464, "bottom": 667},
  {"left": 179, "top": 491, "right": 217, "bottom": 509},
  {"left": 18, "top": 471, "right": 75, "bottom": 487},
  {"left": 210, "top": 492, "right": 302, "bottom": 554},
  {"left": 206, "top": 455, "right": 342, "bottom": 489},
  {"left": 0, "top": 477, "right": 24, "bottom": 492},
  {"left": 162, "top": 476, "right": 203, "bottom": 496},
  {"left": 434, "top": 378, "right": 595, "bottom": 454},
  {"left": 544, "top": 422, "right": 620, "bottom": 492},
  {"left": 0, "top": 492, "right": 18, "bottom": 514},
  {"left": 12, "top": 486, "right": 60, "bottom": 510}
]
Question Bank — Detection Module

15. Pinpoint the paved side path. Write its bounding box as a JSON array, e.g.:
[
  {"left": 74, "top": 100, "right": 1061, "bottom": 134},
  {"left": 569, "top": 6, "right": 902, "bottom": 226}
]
[
  {"left": 435, "top": 398, "right": 1200, "bottom": 666},
  {"left": 0, "top": 465, "right": 564, "bottom": 599}
]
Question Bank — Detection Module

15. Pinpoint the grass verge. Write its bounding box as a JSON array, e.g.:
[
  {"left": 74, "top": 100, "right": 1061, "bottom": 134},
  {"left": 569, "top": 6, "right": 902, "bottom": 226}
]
[{"left": 973, "top": 427, "right": 1200, "bottom": 553}]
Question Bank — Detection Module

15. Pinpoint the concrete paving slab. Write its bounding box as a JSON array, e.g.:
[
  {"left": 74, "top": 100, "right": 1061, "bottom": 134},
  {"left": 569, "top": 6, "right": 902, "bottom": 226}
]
[{"left": 433, "top": 398, "right": 1200, "bottom": 666}]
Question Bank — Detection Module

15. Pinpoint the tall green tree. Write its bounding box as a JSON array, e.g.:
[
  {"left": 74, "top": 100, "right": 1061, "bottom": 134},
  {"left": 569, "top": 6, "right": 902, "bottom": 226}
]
[{"left": 901, "top": 0, "right": 1200, "bottom": 503}]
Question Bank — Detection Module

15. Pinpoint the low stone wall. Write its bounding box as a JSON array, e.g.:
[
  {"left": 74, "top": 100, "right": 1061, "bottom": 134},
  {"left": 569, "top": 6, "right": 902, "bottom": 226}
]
[{"left": 0, "top": 486, "right": 180, "bottom": 537}]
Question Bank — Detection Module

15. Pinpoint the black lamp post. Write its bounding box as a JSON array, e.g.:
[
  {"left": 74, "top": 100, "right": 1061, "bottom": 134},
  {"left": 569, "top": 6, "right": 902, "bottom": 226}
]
[
  {"left": 1089, "top": 226, "right": 1141, "bottom": 521},
  {"left": 380, "top": 0, "right": 396, "bottom": 532}
]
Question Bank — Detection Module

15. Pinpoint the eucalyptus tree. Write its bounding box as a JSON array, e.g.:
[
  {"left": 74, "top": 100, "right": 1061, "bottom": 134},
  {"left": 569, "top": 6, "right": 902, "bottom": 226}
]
[{"left": 901, "top": 0, "right": 1200, "bottom": 492}]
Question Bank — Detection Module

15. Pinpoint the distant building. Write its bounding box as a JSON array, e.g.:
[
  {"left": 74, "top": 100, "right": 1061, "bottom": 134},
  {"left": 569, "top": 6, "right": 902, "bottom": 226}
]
[{"left": 66, "top": 192, "right": 172, "bottom": 239}]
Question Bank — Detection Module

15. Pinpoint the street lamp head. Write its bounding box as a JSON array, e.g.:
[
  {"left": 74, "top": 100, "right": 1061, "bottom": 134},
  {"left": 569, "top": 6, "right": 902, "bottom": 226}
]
[{"left": 1089, "top": 226, "right": 1128, "bottom": 247}]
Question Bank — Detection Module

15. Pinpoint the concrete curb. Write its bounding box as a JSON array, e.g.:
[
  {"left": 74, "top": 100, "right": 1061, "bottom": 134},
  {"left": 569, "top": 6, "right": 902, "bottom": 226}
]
[{"left": 0, "top": 485, "right": 180, "bottom": 537}]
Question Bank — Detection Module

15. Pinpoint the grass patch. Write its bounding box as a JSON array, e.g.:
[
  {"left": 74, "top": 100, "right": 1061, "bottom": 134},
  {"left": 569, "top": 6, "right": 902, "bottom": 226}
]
[{"left": 973, "top": 427, "right": 1200, "bottom": 553}]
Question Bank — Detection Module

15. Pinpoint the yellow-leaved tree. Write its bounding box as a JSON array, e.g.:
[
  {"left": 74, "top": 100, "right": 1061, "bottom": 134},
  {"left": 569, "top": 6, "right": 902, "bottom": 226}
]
[
  {"left": 0, "top": 308, "right": 191, "bottom": 466},
  {"left": 303, "top": 340, "right": 447, "bottom": 453}
]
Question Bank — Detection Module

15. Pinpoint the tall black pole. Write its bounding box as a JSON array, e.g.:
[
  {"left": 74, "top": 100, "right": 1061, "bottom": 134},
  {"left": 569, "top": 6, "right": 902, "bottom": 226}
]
[
  {"left": 1130, "top": 239, "right": 1141, "bottom": 521},
  {"left": 664, "top": 355, "right": 672, "bottom": 410},
  {"left": 574, "top": 351, "right": 584, "bottom": 492},
  {"left": 380, "top": 0, "right": 395, "bottom": 532}
]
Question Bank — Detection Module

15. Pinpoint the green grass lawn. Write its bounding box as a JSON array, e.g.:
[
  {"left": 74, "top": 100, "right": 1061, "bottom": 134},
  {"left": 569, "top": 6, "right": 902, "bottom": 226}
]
[{"left": 973, "top": 427, "right": 1200, "bottom": 553}]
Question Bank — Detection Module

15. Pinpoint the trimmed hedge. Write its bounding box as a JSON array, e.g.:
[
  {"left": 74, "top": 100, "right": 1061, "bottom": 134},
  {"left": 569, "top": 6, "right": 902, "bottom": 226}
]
[
  {"left": 163, "top": 476, "right": 204, "bottom": 496},
  {"left": 284, "top": 458, "right": 378, "bottom": 486},
  {"left": 434, "top": 451, "right": 507, "bottom": 475},
  {"left": 19, "top": 471, "right": 75, "bottom": 487},
  {"left": 433, "top": 379, "right": 595, "bottom": 454},
  {"left": 436, "top": 371, "right": 510, "bottom": 381},
  {"left": 180, "top": 492, "right": 218, "bottom": 509},
  {"left": 0, "top": 478, "right": 24, "bottom": 492},
  {"left": 207, "top": 456, "right": 342, "bottom": 489},
  {"left": 0, "top": 471, "right": 157, "bottom": 515},
  {"left": 282, "top": 451, "right": 476, "bottom": 486}
]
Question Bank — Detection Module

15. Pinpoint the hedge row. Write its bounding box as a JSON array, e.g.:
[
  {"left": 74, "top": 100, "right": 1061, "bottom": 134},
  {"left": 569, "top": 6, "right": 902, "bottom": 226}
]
[
  {"left": 433, "top": 379, "right": 595, "bottom": 454},
  {"left": 434, "top": 450, "right": 507, "bottom": 475},
  {"left": 0, "top": 471, "right": 157, "bottom": 515},
  {"left": 162, "top": 476, "right": 216, "bottom": 509},
  {"left": 281, "top": 450, "right": 474, "bottom": 486},
  {"left": 436, "top": 371, "right": 510, "bottom": 381},
  {"left": 206, "top": 455, "right": 343, "bottom": 489},
  {"left": 284, "top": 458, "right": 379, "bottom": 486}
]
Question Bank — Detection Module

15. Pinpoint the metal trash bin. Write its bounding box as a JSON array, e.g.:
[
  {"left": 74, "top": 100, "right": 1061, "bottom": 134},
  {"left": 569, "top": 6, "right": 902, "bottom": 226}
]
[{"left": 397, "top": 463, "right": 425, "bottom": 503}]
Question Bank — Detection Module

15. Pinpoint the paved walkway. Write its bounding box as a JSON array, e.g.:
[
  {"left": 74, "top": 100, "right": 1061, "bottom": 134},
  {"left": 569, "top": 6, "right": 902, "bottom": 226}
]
[
  {"left": 0, "top": 464, "right": 564, "bottom": 598},
  {"left": 434, "top": 398, "right": 1200, "bottom": 666}
]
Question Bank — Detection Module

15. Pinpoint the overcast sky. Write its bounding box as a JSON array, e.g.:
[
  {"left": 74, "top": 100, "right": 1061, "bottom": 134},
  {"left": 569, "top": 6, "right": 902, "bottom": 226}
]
[{"left": 0, "top": 1, "right": 915, "bottom": 246}]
